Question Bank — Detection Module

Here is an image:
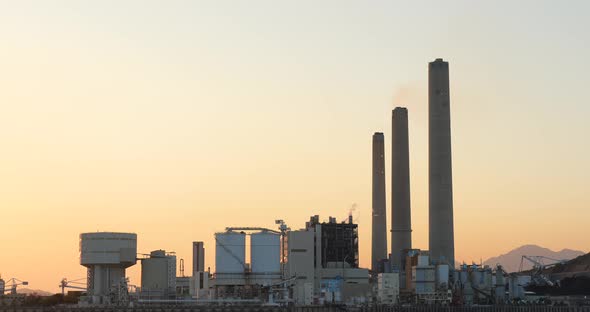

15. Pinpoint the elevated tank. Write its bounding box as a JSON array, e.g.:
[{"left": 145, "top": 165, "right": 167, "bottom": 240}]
[
  {"left": 250, "top": 231, "right": 281, "bottom": 274},
  {"left": 79, "top": 232, "right": 137, "bottom": 304},
  {"left": 80, "top": 232, "right": 137, "bottom": 267},
  {"left": 215, "top": 232, "right": 246, "bottom": 273}
]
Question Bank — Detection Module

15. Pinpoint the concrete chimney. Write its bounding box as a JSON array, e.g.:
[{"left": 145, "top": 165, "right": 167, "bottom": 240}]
[
  {"left": 192, "top": 241, "right": 205, "bottom": 275},
  {"left": 428, "top": 58, "right": 455, "bottom": 267},
  {"left": 371, "top": 132, "right": 387, "bottom": 273},
  {"left": 391, "top": 107, "right": 412, "bottom": 270}
]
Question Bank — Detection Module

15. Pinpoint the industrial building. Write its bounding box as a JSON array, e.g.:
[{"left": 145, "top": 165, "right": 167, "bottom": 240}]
[
  {"left": 139, "top": 250, "right": 177, "bottom": 299},
  {"left": 377, "top": 273, "right": 400, "bottom": 305},
  {"left": 190, "top": 270, "right": 210, "bottom": 299},
  {"left": 153, "top": 215, "right": 367, "bottom": 305},
  {"left": 403, "top": 250, "right": 451, "bottom": 303},
  {"left": 306, "top": 215, "right": 359, "bottom": 269},
  {"left": 286, "top": 216, "right": 370, "bottom": 306},
  {"left": 285, "top": 230, "right": 315, "bottom": 305}
]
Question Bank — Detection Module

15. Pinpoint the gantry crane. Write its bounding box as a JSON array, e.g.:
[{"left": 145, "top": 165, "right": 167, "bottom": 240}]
[
  {"left": 519, "top": 255, "right": 569, "bottom": 287},
  {"left": 59, "top": 278, "right": 87, "bottom": 296},
  {"left": 2, "top": 277, "right": 29, "bottom": 295}
]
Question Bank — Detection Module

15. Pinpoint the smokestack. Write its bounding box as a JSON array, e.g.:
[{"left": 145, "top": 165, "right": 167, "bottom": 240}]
[
  {"left": 391, "top": 107, "right": 412, "bottom": 270},
  {"left": 428, "top": 58, "right": 455, "bottom": 266},
  {"left": 193, "top": 241, "right": 205, "bottom": 275},
  {"left": 371, "top": 132, "right": 387, "bottom": 273}
]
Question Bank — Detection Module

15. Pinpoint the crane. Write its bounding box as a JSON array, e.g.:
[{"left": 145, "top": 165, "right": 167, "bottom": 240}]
[
  {"left": 275, "top": 220, "right": 290, "bottom": 265},
  {"left": 519, "top": 255, "right": 569, "bottom": 287},
  {"left": 2, "top": 277, "right": 29, "bottom": 295},
  {"left": 224, "top": 227, "right": 281, "bottom": 234},
  {"left": 519, "top": 255, "right": 568, "bottom": 271},
  {"left": 59, "top": 278, "right": 87, "bottom": 296}
]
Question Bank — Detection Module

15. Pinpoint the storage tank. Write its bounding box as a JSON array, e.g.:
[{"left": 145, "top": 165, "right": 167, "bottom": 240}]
[
  {"left": 471, "top": 266, "right": 493, "bottom": 299},
  {"left": 80, "top": 232, "right": 137, "bottom": 304},
  {"left": 250, "top": 231, "right": 280, "bottom": 273},
  {"left": 140, "top": 250, "right": 177, "bottom": 298},
  {"left": 436, "top": 264, "right": 450, "bottom": 289},
  {"left": 215, "top": 232, "right": 246, "bottom": 273}
]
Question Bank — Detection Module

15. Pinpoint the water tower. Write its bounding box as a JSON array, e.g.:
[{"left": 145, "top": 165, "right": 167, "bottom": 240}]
[{"left": 80, "top": 232, "right": 137, "bottom": 304}]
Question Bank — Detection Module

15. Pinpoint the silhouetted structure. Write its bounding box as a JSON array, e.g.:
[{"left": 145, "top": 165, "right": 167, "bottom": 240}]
[
  {"left": 306, "top": 215, "right": 359, "bottom": 268},
  {"left": 192, "top": 241, "right": 205, "bottom": 275},
  {"left": 391, "top": 107, "right": 412, "bottom": 270},
  {"left": 372, "top": 132, "right": 388, "bottom": 273},
  {"left": 428, "top": 58, "right": 455, "bottom": 266}
]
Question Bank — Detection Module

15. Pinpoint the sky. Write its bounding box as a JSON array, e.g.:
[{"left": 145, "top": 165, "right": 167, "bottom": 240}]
[{"left": 0, "top": 0, "right": 589, "bottom": 293}]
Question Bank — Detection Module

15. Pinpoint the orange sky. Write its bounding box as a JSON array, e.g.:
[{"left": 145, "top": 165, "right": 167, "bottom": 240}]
[{"left": 0, "top": 1, "right": 589, "bottom": 293}]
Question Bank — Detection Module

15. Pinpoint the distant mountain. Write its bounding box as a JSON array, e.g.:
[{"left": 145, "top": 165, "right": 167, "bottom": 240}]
[
  {"left": 483, "top": 245, "right": 585, "bottom": 273},
  {"left": 16, "top": 288, "right": 54, "bottom": 296}
]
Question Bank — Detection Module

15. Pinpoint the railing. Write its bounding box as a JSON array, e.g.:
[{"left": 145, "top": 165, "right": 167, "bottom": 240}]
[{"left": 1, "top": 306, "right": 590, "bottom": 312}]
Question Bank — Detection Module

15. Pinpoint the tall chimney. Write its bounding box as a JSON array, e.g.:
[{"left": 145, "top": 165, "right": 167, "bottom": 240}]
[
  {"left": 192, "top": 241, "right": 205, "bottom": 275},
  {"left": 391, "top": 107, "right": 412, "bottom": 270},
  {"left": 428, "top": 58, "right": 455, "bottom": 266},
  {"left": 371, "top": 132, "right": 387, "bottom": 273}
]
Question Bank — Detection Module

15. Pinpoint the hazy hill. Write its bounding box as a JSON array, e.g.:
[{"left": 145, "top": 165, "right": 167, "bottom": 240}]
[
  {"left": 16, "top": 288, "right": 54, "bottom": 296},
  {"left": 483, "top": 244, "right": 585, "bottom": 273}
]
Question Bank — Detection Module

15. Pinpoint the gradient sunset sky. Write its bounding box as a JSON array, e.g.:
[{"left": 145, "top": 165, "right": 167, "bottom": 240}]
[{"left": 1, "top": 1, "right": 589, "bottom": 293}]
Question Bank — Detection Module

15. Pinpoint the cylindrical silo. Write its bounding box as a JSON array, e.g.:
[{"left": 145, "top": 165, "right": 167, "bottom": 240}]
[
  {"left": 215, "top": 232, "right": 246, "bottom": 273},
  {"left": 250, "top": 231, "right": 281, "bottom": 274}
]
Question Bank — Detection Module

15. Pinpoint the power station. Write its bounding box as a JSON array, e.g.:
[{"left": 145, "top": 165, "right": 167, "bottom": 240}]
[{"left": 3, "top": 59, "right": 585, "bottom": 309}]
